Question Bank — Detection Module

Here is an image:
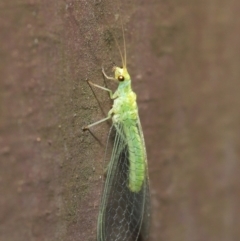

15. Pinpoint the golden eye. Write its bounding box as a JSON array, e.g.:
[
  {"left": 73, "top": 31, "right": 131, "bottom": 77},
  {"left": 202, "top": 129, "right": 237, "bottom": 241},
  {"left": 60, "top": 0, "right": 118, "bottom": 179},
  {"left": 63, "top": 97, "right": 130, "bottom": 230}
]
[{"left": 118, "top": 75, "right": 124, "bottom": 81}]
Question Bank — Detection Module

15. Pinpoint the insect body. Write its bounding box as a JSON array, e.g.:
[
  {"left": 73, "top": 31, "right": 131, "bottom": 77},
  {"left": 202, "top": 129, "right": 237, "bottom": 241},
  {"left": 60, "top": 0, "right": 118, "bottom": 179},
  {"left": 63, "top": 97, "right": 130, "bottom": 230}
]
[{"left": 83, "top": 29, "right": 150, "bottom": 241}]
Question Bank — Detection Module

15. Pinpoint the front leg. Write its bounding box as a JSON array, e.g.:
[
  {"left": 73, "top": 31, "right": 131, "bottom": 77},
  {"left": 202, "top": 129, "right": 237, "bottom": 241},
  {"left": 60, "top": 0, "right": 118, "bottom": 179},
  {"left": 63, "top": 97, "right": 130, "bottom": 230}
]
[
  {"left": 87, "top": 80, "right": 114, "bottom": 99},
  {"left": 102, "top": 66, "right": 116, "bottom": 81}
]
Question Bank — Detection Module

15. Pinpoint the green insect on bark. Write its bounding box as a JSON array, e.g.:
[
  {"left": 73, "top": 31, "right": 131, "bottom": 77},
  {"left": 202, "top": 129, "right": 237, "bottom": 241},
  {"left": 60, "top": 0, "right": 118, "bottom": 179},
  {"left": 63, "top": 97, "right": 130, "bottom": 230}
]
[{"left": 83, "top": 22, "right": 150, "bottom": 241}]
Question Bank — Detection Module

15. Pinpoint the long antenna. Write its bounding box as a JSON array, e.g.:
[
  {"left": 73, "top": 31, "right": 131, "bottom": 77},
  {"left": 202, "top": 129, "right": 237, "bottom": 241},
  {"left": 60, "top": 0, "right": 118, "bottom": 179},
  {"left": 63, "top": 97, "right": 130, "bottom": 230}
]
[
  {"left": 112, "top": 33, "right": 125, "bottom": 68},
  {"left": 120, "top": 16, "right": 127, "bottom": 69}
]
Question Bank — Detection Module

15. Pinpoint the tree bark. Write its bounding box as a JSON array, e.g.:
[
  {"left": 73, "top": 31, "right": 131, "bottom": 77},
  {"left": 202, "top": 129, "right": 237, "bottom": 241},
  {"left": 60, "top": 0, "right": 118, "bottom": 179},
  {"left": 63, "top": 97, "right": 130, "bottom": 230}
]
[{"left": 1, "top": 1, "right": 240, "bottom": 241}]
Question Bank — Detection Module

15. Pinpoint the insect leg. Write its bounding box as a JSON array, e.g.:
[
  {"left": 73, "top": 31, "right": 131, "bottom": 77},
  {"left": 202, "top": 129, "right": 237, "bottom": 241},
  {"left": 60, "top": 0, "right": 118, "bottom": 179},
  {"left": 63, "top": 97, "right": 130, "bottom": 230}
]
[
  {"left": 82, "top": 110, "right": 113, "bottom": 131},
  {"left": 102, "top": 66, "right": 115, "bottom": 81},
  {"left": 87, "top": 80, "right": 114, "bottom": 99},
  {"left": 82, "top": 115, "right": 111, "bottom": 131}
]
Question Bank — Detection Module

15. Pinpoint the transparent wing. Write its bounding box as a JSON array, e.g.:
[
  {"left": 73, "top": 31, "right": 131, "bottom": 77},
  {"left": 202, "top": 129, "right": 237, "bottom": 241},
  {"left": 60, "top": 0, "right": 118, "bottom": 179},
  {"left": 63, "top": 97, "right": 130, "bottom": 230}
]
[
  {"left": 97, "top": 120, "right": 150, "bottom": 241},
  {"left": 135, "top": 117, "right": 151, "bottom": 241}
]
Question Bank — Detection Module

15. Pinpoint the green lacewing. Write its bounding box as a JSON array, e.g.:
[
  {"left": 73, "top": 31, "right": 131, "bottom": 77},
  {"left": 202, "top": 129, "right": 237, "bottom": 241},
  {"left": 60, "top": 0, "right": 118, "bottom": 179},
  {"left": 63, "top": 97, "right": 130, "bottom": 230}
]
[{"left": 83, "top": 23, "right": 150, "bottom": 241}]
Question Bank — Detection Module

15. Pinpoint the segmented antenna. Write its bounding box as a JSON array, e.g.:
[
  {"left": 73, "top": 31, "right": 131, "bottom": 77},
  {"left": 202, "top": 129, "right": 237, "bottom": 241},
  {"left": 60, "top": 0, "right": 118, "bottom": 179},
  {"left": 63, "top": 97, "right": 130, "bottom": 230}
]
[
  {"left": 120, "top": 17, "right": 127, "bottom": 69},
  {"left": 111, "top": 15, "right": 127, "bottom": 69}
]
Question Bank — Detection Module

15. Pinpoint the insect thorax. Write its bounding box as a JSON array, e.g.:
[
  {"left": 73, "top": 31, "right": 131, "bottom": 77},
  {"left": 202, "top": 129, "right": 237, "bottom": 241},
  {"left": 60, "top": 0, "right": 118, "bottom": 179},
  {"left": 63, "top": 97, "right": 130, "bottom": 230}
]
[{"left": 112, "top": 90, "right": 138, "bottom": 123}]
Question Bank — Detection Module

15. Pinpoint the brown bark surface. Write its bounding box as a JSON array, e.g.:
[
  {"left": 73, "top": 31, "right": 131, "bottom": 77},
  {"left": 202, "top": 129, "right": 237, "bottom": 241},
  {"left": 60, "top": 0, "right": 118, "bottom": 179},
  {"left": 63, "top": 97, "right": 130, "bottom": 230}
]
[{"left": 1, "top": 1, "right": 240, "bottom": 241}]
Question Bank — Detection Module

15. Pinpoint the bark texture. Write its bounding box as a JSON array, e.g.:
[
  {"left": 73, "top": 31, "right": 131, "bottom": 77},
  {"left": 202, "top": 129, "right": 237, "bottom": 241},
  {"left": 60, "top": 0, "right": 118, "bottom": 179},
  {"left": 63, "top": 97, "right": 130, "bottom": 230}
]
[{"left": 1, "top": 1, "right": 240, "bottom": 241}]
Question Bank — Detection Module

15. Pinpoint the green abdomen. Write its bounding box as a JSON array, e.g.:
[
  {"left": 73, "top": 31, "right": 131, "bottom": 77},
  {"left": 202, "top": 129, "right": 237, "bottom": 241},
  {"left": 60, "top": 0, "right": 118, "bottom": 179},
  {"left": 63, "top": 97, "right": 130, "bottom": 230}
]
[{"left": 123, "top": 120, "right": 145, "bottom": 193}]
